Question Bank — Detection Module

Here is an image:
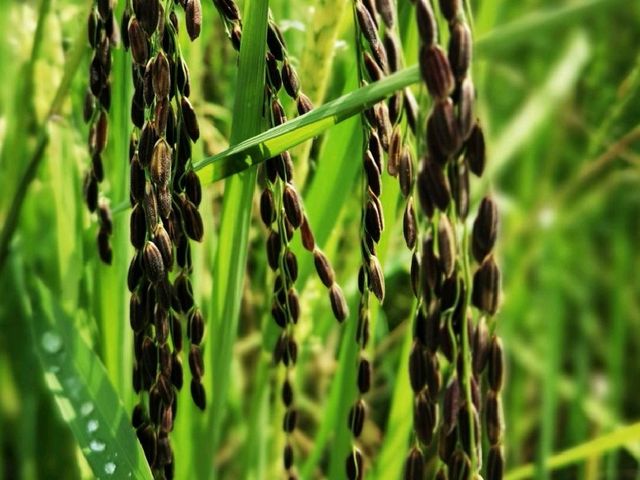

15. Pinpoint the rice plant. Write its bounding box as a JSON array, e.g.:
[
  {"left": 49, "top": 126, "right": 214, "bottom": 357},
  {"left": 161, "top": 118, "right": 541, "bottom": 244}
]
[{"left": 0, "top": 0, "right": 639, "bottom": 479}]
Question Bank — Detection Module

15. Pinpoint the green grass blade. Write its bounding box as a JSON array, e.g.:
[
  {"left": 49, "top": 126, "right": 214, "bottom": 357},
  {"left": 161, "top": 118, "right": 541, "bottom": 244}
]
[
  {"left": 193, "top": 65, "right": 421, "bottom": 182},
  {"left": 506, "top": 422, "right": 640, "bottom": 480},
  {"left": 27, "top": 280, "right": 153, "bottom": 480},
  {"left": 202, "top": 0, "right": 269, "bottom": 477}
]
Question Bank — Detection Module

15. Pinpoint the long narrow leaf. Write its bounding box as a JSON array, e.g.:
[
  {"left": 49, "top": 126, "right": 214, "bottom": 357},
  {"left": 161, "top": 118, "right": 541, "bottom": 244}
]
[
  {"left": 203, "top": 1, "right": 269, "bottom": 479},
  {"left": 28, "top": 280, "right": 153, "bottom": 480}
]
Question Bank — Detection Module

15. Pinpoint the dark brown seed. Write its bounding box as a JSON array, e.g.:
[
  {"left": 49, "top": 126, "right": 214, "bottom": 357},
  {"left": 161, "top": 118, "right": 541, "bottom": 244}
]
[
  {"left": 287, "top": 289, "right": 300, "bottom": 323},
  {"left": 128, "top": 18, "right": 149, "bottom": 65},
  {"left": 280, "top": 379, "right": 294, "bottom": 408},
  {"left": 217, "top": 0, "right": 240, "bottom": 22},
  {"left": 129, "top": 292, "right": 145, "bottom": 332},
  {"left": 364, "top": 150, "right": 382, "bottom": 197},
  {"left": 157, "top": 185, "right": 172, "bottom": 219},
  {"left": 364, "top": 51, "right": 384, "bottom": 82},
  {"left": 429, "top": 98, "right": 460, "bottom": 156},
  {"left": 281, "top": 62, "right": 300, "bottom": 99},
  {"left": 403, "top": 198, "right": 417, "bottom": 249},
  {"left": 449, "top": 21, "right": 472, "bottom": 79},
  {"left": 153, "top": 225, "right": 173, "bottom": 270},
  {"left": 96, "top": 230, "right": 112, "bottom": 264},
  {"left": 283, "top": 408, "right": 297, "bottom": 432},
  {"left": 364, "top": 199, "right": 382, "bottom": 243},
  {"left": 138, "top": 121, "right": 158, "bottom": 167},
  {"left": 348, "top": 400, "right": 366, "bottom": 437},
  {"left": 457, "top": 78, "right": 475, "bottom": 143},
  {"left": 488, "top": 336, "right": 504, "bottom": 392},
  {"left": 357, "top": 358, "right": 371, "bottom": 393},
  {"left": 152, "top": 52, "right": 170, "bottom": 99},
  {"left": 83, "top": 89, "right": 94, "bottom": 123},
  {"left": 438, "top": 427, "right": 457, "bottom": 464},
  {"left": 184, "top": 170, "right": 202, "bottom": 206},
  {"left": 283, "top": 443, "right": 294, "bottom": 470},
  {"left": 416, "top": 0, "right": 437, "bottom": 46},
  {"left": 443, "top": 378, "right": 461, "bottom": 434},
  {"left": 387, "top": 127, "right": 401, "bottom": 176},
  {"left": 413, "top": 391, "right": 436, "bottom": 445},
  {"left": 471, "top": 255, "right": 500, "bottom": 315},
  {"left": 128, "top": 253, "right": 143, "bottom": 292},
  {"left": 419, "top": 45, "right": 454, "bottom": 101},
  {"left": 174, "top": 274, "right": 194, "bottom": 312},
  {"left": 266, "top": 52, "right": 282, "bottom": 91},
  {"left": 356, "top": 1, "right": 379, "bottom": 50},
  {"left": 404, "top": 89, "right": 419, "bottom": 134},
  {"left": 271, "top": 303, "right": 286, "bottom": 328},
  {"left": 486, "top": 390, "right": 503, "bottom": 444},
  {"left": 185, "top": 0, "right": 202, "bottom": 40},
  {"left": 284, "top": 250, "right": 298, "bottom": 282},
  {"left": 437, "top": 215, "right": 456, "bottom": 278},
  {"left": 466, "top": 122, "right": 486, "bottom": 177},
  {"left": 266, "top": 231, "right": 281, "bottom": 270},
  {"left": 143, "top": 182, "right": 159, "bottom": 228},
  {"left": 137, "top": 424, "right": 157, "bottom": 465},
  {"left": 487, "top": 445, "right": 504, "bottom": 480},
  {"left": 345, "top": 449, "right": 364, "bottom": 480},
  {"left": 149, "top": 138, "right": 171, "bottom": 186},
  {"left": 472, "top": 319, "right": 489, "bottom": 374},
  {"left": 356, "top": 310, "right": 370, "bottom": 347},
  {"left": 409, "top": 341, "right": 427, "bottom": 393},
  {"left": 439, "top": 0, "right": 460, "bottom": 22},
  {"left": 300, "top": 216, "right": 315, "bottom": 251},
  {"left": 182, "top": 199, "right": 204, "bottom": 241},
  {"left": 188, "top": 344, "right": 204, "bottom": 378},
  {"left": 87, "top": 10, "right": 98, "bottom": 47},
  {"left": 329, "top": 284, "right": 349, "bottom": 322},
  {"left": 283, "top": 185, "right": 303, "bottom": 228},
  {"left": 130, "top": 156, "right": 145, "bottom": 203},
  {"left": 266, "top": 22, "right": 285, "bottom": 61},
  {"left": 421, "top": 157, "right": 451, "bottom": 212},
  {"left": 404, "top": 447, "right": 424, "bottom": 480},
  {"left": 142, "top": 62, "right": 154, "bottom": 107},
  {"left": 472, "top": 196, "right": 498, "bottom": 262},
  {"left": 374, "top": 103, "right": 392, "bottom": 149},
  {"left": 296, "top": 93, "right": 313, "bottom": 116},
  {"left": 376, "top": 0, "right": 394, "bottom": 27},
  {"left": 181, "top": 96, "right": 200, "bottom": 141},
  {"left": 187, "top": 309, "right": 204, "bottom": 345},
  {"left": 457, "top": 403, "right": 479, "bottom": 457},
  {"left": 388, "top": 90, "right": 403, "bottom": 126},
  {"left": 398, "top": 147, "right": 414, "bottom": 197},
  {"left": 171, "top": 315, "right": 184, "bottom": 353},
  {"left": 271, "top": 99, "right": 286, "bottom": 126},
  {"left": 450, "top": 450, "right": 471, "bottom": 480},
  {"left": 142, "top": 243, "right": 164, "bottom": 286},
  {"left": 313, "top": 250, "right": 335, "bottom": 287},
  {"left": 130, "top": 203, "right": 146, "bottom": 249},
  {"left": 94, "top": 112, "right": 109, "bottom": 155},
  {"left": 449, "top": 159, "right": 470, "bottom": 220},
  {"left": 190, "top": 379, "right": 206, "bottom": 410},
  {"left": 368, "top": 256, "right": 385, "bottom": 302},
  {"left": 154, "top": 100, "right": 169, "bottom": 140},
  {"left": 421, "top": 233, "right": 439, "bottom": 294}
]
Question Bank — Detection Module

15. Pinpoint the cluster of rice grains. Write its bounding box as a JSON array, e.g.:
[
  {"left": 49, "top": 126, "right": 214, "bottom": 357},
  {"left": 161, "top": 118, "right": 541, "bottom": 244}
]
[
  {"left": 209, "top": 0, "right": 347, "bottom": 475},
  {"left": 123, "top": 0, "right": 205, "bottom": 477},
  {"left": 84, "top": 0, "right": 120, "bottom": 264},
  {"left": 260, "top": 16, "right": 347, "bottom": 480},
  {"left": 403, "top": 1, "right": 505, "bottom": 479}
]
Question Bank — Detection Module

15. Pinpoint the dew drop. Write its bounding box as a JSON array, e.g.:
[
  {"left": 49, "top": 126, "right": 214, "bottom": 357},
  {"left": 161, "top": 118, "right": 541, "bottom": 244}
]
[
  {"left": 104, "top": 462, "right": 116, "bottom": 475},
  {"left": 89, "top": 440, "right": 106, "bottom": 452},
  {"left": 80, "top": 402, "right": 94, "bottom": 417},
  {"left": 41, "top": 331, "right": 63, "bottom": 353},
  {"left": 87, "top": 419, "right": 99, "bottom": 433}
]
